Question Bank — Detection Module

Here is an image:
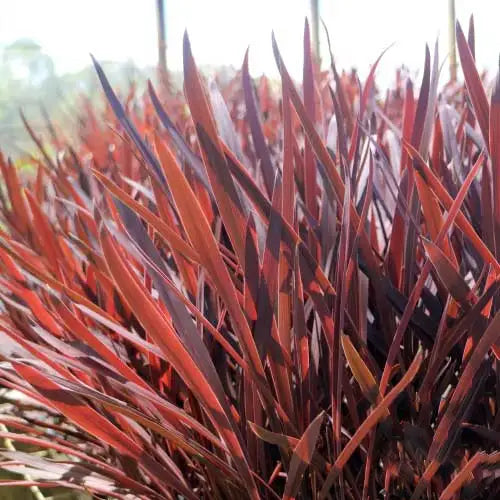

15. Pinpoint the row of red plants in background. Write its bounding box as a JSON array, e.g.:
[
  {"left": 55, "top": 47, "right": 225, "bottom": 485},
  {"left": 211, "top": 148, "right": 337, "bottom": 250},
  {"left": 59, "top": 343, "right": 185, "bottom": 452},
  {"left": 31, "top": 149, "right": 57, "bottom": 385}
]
[{"left": 0, "top": 15, "right": 498, "bottom": 499}]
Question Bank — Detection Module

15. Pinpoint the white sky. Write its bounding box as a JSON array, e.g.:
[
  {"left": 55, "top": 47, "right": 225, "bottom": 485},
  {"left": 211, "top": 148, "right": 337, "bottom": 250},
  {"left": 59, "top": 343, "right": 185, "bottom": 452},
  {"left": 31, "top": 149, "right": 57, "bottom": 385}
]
[{"left": 1, "top": 0, "right": 498, "bottom": 88}]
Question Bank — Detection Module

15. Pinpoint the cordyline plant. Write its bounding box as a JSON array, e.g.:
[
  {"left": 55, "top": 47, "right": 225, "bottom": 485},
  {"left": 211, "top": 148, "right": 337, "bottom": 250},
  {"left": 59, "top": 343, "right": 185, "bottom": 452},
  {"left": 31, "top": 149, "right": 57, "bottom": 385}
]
[{"left": 0, "top": 15, "right": 499, "bottom": 500}]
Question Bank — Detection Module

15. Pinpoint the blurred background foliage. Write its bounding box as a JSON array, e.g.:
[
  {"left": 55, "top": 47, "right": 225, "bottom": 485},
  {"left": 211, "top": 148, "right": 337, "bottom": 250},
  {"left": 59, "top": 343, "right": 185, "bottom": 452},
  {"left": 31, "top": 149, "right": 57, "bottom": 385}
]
[
  {"left": 0, "top": 38, "right": 152, "bottom": 159},
  {"left": 0, "top": 37, "right": 235, "bottom": 161}
]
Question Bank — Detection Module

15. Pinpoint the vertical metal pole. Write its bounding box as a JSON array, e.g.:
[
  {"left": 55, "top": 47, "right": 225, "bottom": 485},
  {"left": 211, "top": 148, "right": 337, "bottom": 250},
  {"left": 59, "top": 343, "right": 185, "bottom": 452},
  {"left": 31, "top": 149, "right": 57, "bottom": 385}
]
[
  {"left": 156, "top": 0, "right": 167, "bottom": 78},
  {"left": 310, "top": 0, "right": 320, "bottom": 62},
  {"left": 448, "top": 0, "right": 457, "bottom": 81}
]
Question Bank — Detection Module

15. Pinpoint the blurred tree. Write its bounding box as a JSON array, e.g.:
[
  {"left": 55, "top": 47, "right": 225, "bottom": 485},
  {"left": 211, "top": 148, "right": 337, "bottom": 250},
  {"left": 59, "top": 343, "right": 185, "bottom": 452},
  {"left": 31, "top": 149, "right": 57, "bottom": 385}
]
[
  {"left": 0, "top": 39, "right": 60, "bottom": 155},
  {"left": 2, "top": 38, "right": 55, "bottom": 85}
]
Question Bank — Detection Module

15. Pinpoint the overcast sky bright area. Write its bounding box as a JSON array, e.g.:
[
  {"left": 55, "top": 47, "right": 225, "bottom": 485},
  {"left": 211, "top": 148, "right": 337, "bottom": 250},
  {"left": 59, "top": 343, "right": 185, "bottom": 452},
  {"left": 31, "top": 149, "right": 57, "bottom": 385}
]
[{"left": 1, "top": 0, "right": 499, "bottom": 88}]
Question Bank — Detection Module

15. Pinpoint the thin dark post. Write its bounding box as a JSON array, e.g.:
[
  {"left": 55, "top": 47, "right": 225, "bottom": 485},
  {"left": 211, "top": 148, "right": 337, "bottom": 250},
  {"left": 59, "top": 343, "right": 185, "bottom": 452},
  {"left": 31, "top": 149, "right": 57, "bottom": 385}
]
[
  {"left": 448, "top": 0, "right": 457, "bottom": 81},
  {"left": 156, "top": 0, "right": 167, "bottom": 79},
  {"left": 310, "top": 0, "right": 320, "bottom": 62}
]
